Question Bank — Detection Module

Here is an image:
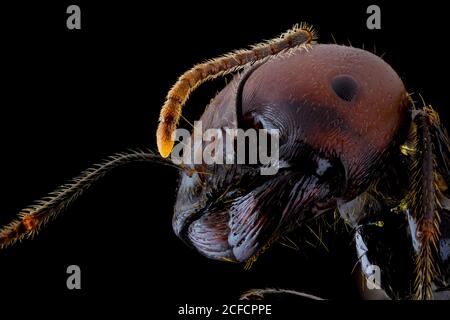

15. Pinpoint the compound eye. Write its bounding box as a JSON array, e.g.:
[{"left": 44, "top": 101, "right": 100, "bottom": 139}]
[{"left": 331, "top": 74, "right": 359, "bottom": 102}]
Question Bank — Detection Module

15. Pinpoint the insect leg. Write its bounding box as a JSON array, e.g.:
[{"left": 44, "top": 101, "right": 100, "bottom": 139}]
[
  {"left": 240, "top": 288, "right": 325, "bottom": 301},
  {"left": 406, "top": 106, "right": 448, "bottom": 299}
]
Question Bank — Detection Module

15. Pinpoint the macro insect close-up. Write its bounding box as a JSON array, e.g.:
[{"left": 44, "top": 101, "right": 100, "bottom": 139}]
[{"left": 1, "top": 2, "right": 449, "bottom": 310}]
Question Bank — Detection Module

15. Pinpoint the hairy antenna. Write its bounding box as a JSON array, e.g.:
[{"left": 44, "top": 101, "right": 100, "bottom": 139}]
[
  {"left": 0, "top": 149, "right": 177, "bottom": 248},
  {"left": 156, "top": 23, "right": 317, "bottom": 157}
]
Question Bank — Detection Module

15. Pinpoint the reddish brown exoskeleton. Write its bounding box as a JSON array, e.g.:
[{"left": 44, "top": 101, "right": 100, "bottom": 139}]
[{"left": 1, "top": 24, "right": 449, "bottom": 300}]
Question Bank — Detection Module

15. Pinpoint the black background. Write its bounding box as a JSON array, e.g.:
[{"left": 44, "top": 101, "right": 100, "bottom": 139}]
[{"left": 0, "top": 0, "right": 448, "bottom": 316}]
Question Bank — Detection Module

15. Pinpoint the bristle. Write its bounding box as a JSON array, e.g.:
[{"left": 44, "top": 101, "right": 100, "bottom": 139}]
[
  {"left": 406, "top": 108, "right": 442, "bottom": 299},
  {"left": 0, "top": 149, "right": 177, "bottom": 249},
  {"left": 244, "top": 235, "right": 278, "bottom": 270}
]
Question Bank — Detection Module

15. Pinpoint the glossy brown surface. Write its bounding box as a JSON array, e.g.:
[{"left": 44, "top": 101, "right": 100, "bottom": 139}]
[
  {"left": 240, "top": 44, "right": 410, "bottom": 185},
  {"left": 174, "top": 44, "right": 413, "bottom": 264}
]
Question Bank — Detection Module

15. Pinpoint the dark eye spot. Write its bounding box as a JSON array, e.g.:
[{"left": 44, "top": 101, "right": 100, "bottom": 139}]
[{"left": 331, "top": 75, "right": 358, "bottom": 102}]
